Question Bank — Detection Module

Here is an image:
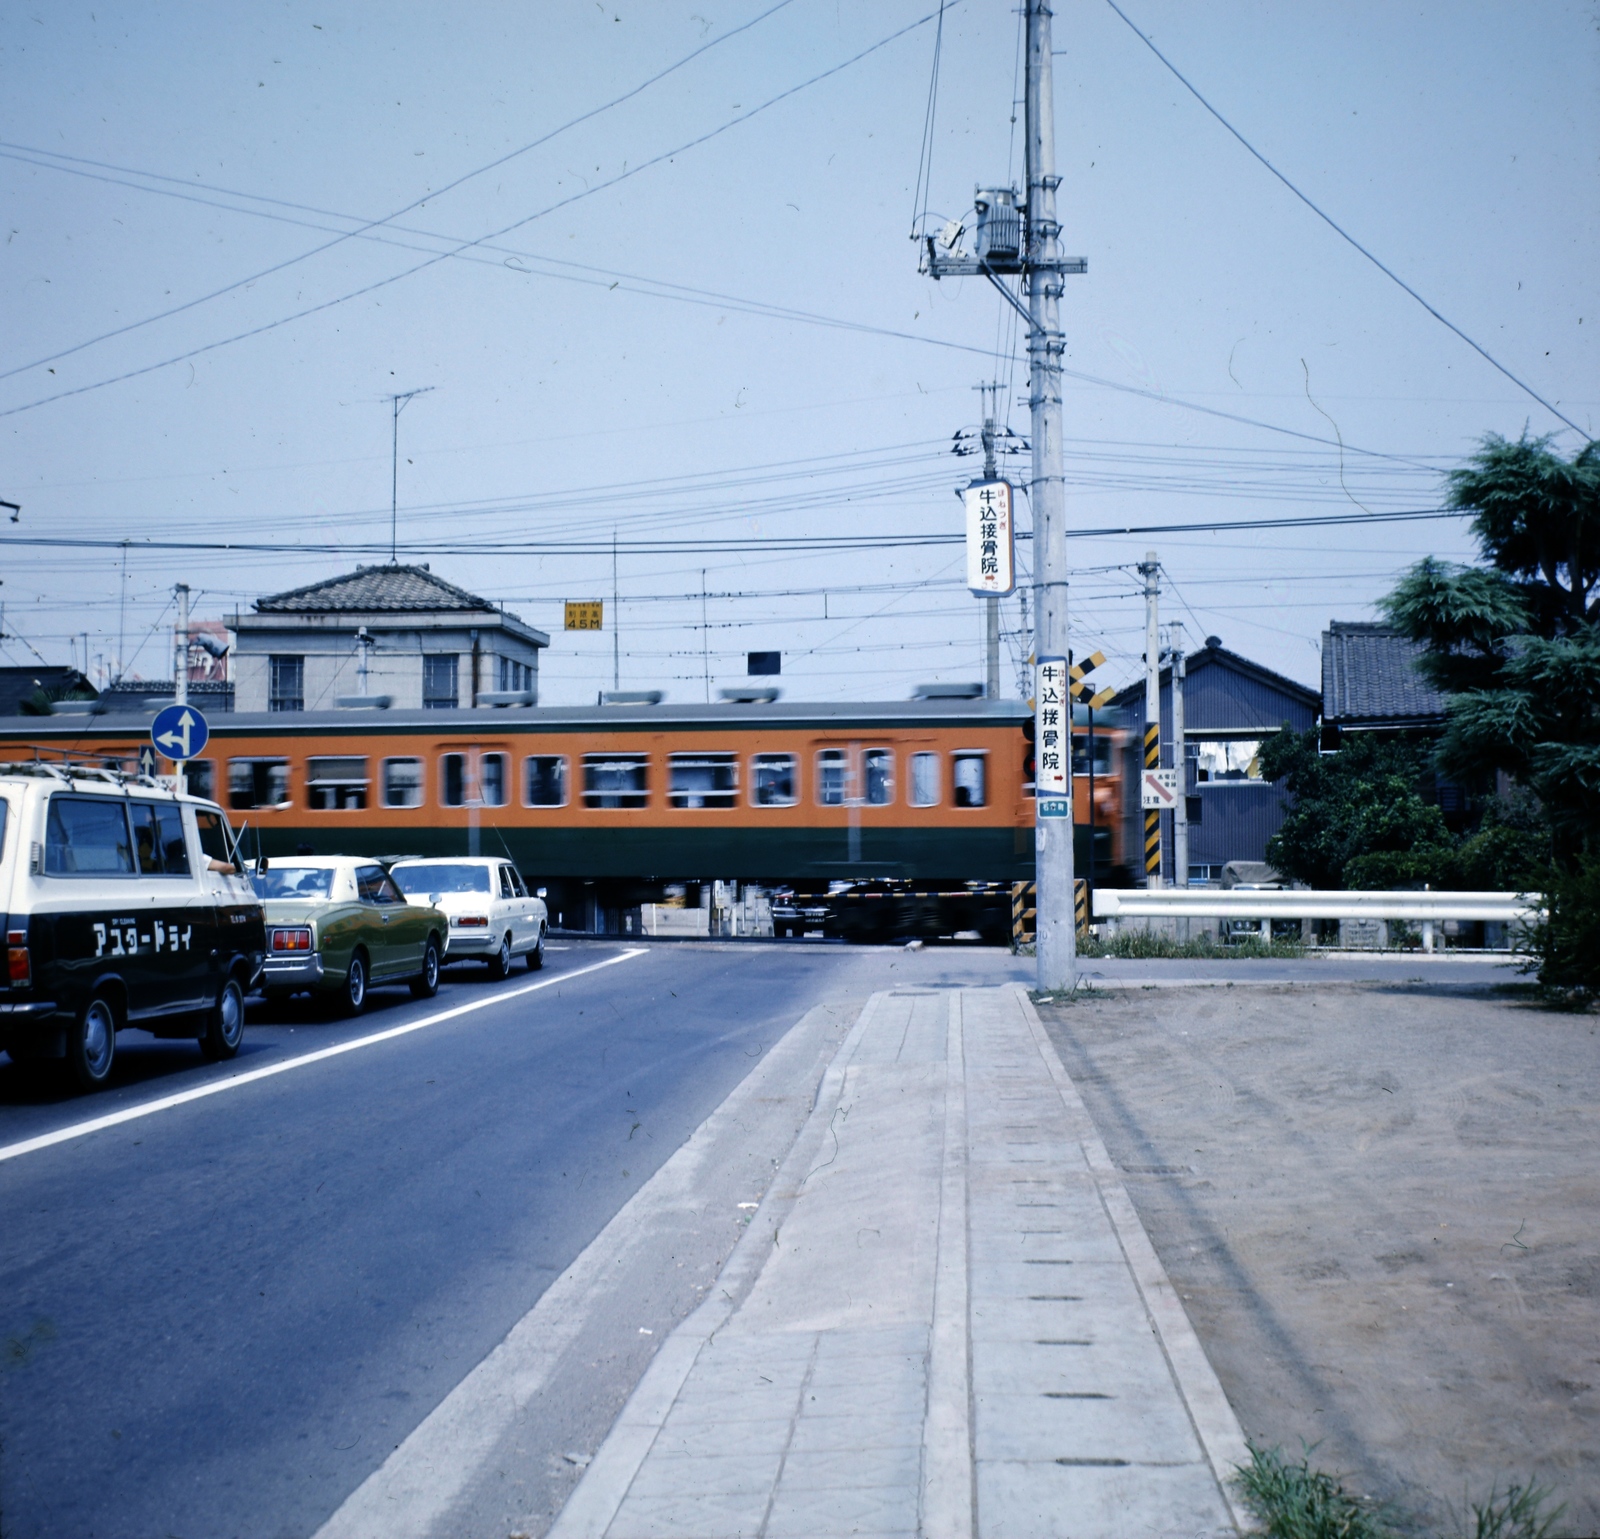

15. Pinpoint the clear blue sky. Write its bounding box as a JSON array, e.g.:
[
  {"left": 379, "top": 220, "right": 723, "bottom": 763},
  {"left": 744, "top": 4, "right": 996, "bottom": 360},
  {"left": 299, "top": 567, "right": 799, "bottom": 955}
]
[{"left": 2, "top": 0, "right": 1594, "bottom": 704}]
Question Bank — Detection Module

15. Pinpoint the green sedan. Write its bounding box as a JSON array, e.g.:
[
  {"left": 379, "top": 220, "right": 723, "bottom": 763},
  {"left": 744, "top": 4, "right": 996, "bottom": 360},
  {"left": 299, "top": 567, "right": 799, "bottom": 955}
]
[{"left": 252, "top": 857, "right": 447, "bottom": 1014}]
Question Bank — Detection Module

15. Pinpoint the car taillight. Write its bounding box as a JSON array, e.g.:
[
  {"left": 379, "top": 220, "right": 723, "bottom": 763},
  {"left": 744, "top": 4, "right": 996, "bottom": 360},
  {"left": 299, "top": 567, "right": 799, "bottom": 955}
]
[
  {"left": 7, "top": 930, "right": 30, "bottom": 988},
  {"left": 271, "top": 927, "right": 313, "bottom": 952},
  {"left": 454, "top": 915, "right": 489, "bottom": 928}
]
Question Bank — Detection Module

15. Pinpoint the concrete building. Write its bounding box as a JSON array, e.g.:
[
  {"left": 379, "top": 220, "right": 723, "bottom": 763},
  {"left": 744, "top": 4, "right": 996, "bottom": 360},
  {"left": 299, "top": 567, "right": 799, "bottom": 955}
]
[
  {"left": 1112, "top": 637, "right": 1320, "bottom": 885},
  {"left": 230, "top": 565, "right": 548, "bottom": 714}
]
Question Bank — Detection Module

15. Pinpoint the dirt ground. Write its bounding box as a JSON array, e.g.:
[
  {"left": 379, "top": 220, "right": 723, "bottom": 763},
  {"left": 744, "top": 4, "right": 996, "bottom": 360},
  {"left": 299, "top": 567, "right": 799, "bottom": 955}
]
[{"left": 1038, "top": 981, "right": 1600, "bottom": 1536}]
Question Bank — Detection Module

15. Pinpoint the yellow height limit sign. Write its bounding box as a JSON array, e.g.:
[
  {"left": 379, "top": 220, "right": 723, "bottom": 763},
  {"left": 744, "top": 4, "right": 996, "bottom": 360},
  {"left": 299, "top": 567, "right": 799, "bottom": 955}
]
[{"left": 565, "top": 601, "right": 604, "bottom": 631}]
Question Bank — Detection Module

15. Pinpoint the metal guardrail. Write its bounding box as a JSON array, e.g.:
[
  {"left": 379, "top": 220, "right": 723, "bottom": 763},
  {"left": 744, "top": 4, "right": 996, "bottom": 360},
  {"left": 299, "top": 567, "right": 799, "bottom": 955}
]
[
  {"left": 1092, "top": 889, "right": 1540, "bottom": 922},
  {"left": 1091, "top": 888, "right": 1542, "bottom": 953}
]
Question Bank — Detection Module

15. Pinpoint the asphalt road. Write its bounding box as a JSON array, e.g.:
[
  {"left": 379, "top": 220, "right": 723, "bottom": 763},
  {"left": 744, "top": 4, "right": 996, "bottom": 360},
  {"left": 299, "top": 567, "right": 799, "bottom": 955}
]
[{"left": 0, "top": 939, "right": 1025, "bottom": 1539}]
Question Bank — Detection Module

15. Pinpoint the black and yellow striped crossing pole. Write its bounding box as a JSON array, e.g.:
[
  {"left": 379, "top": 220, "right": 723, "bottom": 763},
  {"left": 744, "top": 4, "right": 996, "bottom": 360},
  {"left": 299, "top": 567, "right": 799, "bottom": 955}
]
[
  {"left": 1139, "top": 551, "right": 1164, "bottom": 886},
  {"left": 1144, "top": 720, "right": 1161, "bottom": 879}
]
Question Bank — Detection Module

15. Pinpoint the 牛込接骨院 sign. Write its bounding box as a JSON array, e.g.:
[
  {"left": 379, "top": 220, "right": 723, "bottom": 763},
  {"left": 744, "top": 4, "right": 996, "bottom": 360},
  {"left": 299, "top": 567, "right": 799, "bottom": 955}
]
[
  {"left": 965, "top": 479, "right": 1015, "bottom": 597},
  {"left": 1034, "top": 657, "right": 1069, "bottom": 798}
]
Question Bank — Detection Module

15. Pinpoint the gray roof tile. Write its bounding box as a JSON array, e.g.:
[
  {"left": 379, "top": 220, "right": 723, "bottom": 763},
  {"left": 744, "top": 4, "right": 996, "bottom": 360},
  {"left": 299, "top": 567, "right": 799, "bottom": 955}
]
[
  {"left": 255, "top": 564, "right": 497, "bottom": 614},
  {"left": 1321, "top": 622, "right": 1447, "bottom": 727}
]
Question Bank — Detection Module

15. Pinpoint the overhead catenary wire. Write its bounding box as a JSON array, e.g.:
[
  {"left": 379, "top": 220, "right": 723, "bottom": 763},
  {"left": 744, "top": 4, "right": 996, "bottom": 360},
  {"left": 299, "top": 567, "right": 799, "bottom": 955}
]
[
  {"left": 1, "top": 145, "right": 1446, "bottom": 470},
  {"left": 0, "top": 7, "right": 947, "bottom": 422},
  {"left": 0, "top": 503, "right": 1467, "bottom": 562},
  {"left": 0, "top": 0, "right": 800, "bottom": 386},
  {"left": 1096, "top": 0, "right": 1584, "bottom": 436}
]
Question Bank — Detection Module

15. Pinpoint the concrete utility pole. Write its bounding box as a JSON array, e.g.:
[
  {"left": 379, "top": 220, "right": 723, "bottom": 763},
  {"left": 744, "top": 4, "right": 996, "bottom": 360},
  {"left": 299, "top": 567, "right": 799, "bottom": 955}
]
[
  {"left": 979, "top": 383, "right": 1002, "bottom": 700},
  {"left": 918, "top": 0, "right": 1085, "bottom": 990},
  {"left": 1171, "top": 623, "right": 1188, "bottom": 888},
  {"left": 1140, "top": 553, "right": 1162, "bottom": 886},
  {"left": 173, "top": 584, "right": 190, "bottom": 708},
  {"left": 1023, "top": 0, "right": 1076, "bottom": 990}
]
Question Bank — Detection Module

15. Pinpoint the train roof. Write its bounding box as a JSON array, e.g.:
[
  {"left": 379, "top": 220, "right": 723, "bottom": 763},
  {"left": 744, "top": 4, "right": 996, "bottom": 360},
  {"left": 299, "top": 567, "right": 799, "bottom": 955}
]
[{"left": 2, "top": 697, "right": 1035, "bottom": 738}]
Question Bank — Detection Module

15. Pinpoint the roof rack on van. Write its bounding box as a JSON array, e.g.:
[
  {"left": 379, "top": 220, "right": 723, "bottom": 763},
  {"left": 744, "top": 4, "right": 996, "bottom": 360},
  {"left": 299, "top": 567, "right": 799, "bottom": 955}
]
[{"left": 0, "top": 761, "right": 176, "bottom": 792}]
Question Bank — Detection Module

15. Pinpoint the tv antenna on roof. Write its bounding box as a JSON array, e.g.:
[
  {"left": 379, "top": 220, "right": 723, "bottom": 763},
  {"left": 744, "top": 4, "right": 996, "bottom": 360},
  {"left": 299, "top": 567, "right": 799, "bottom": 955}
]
[{"left": 387, "top": 387, "right": 435, "bottom": 563}]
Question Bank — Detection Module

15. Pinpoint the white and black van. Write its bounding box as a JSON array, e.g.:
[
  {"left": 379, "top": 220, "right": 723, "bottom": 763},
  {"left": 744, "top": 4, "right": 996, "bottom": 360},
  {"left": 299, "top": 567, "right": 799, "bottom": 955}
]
[{"left": 0, "top": 764, "right": 266, "bottom": 1091}]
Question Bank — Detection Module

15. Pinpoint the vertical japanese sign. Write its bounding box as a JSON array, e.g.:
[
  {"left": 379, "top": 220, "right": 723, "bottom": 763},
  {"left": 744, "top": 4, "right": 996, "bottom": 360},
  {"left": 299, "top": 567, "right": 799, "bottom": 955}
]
[
  {"left": 1034, "top": 656, "right": 1070, "bottom": 812},
  {"left": 964, "top": 479, "right": 1015, "bottom": 596}
]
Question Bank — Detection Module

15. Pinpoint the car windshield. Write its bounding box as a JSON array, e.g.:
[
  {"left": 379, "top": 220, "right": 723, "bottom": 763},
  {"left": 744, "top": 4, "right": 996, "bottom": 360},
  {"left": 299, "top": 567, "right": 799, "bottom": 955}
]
[
  {"left": 251, "top": 866, "right": 334, "bottom": 899},
  {"left": 391, "top": 863, "right": 491, "bottom": 895}
]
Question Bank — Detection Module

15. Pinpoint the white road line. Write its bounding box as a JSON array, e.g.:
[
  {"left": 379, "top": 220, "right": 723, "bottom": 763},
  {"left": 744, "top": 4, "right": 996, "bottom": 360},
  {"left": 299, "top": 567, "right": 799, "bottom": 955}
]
[{"left": 0, "top": 949, "right": 648, "bottom": 1166}]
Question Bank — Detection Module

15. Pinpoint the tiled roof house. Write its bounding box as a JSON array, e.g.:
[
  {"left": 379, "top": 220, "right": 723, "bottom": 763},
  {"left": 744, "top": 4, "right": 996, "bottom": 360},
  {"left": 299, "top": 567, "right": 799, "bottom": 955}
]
[
  {"left": 230, "top": 564, "right": 549, "bottom": 713},
  {"left": 1321, "top": 621, "right": 1448, "bottom": 738}
]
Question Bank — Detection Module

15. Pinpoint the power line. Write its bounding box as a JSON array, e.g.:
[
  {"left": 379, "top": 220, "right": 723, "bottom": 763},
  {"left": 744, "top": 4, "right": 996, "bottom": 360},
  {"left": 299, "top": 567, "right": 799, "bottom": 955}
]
[
  {"left": 0, "top": 0, "right": 799, "bottom": 385},
  {"left": 0, "top": 6, "right": 945, "bottom": 422},
  {"left": 3, "top": 146, "right": 1443, "bottom": 469},
  {"left": 1097, "top": 0, "right": 1585, "bottom": 436},
  {"left": 0, "top": 504, "right": 1466, "bottom": 561}
]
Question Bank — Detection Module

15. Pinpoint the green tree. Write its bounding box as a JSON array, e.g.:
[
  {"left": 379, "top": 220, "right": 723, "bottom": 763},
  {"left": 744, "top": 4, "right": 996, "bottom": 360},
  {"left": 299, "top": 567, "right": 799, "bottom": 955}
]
[
  {"left": 1382, "top": 431, "right": 1599, "bottom": 989},
  {"left": 1382, "top": 433, "right": 1600, "bottom": 852},
  {"left": 1257, "top": 728, "right": 1452, "bottom": 889}
]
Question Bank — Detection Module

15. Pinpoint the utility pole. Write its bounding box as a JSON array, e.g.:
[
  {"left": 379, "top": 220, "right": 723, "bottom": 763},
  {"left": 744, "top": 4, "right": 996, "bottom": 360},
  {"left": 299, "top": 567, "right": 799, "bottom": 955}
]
[
  {"left": 701, "top": 570, "right": 710, "bottom": 702},
  {"left": 1171, "top": 623, "right": 1188, "bottom": 889},
  {"left": 388, "top": 387, "right": 434, "bottom": 563},
  {"left": 919, "top": 0, "right": 1085, "bottom": 990},
  {"left": 173, "top": 584, "right": 190, "bottom": 708},
  {"left": 979, "top": 383, "right": 1002, "bottom": 700},
  {"left": 612, "top": 530, "right": 621, "bottom": 692},
  {"left": 115, "top": 541, "right": 129, "bottom": 685},
  {"left": 1023, "top": 1, "right": 1076, "bottom": 988},
  {"left": 173, "top": 583, "right": 191, "bottom": 790},
  {"left": 1139, "top": 553, "right": 1162, "bottom": 887}
]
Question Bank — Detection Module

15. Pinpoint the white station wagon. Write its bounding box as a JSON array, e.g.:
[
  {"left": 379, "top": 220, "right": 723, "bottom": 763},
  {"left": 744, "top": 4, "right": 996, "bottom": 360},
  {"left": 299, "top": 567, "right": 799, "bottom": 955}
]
[{"left": 389, "top": 857, "right": 547, "bottom": 977}]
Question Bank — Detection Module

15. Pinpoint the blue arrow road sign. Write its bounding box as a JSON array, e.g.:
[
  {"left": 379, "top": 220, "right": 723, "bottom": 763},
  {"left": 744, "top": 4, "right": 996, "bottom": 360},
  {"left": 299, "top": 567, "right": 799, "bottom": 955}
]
[
  {"left": 137, "top": 744, "right": 157, "bottom": 777},
  {"left": 151, "top": 703, "right": 209, "bottom": 763}
]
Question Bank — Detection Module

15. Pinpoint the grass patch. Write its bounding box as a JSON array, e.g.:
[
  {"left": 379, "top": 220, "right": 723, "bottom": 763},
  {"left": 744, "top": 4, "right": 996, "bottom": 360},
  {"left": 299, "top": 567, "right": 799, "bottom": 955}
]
[
  {"left": 1233, "top": 1445, "right": 1570, "bottom": 1539},
  {"left": 1462, "top": 1480, "right": 1567, "bottom": 1539},
  {"left": 1077, "top": 930, "right": 1306, "bottom": 961},
  {"left": 1234, "top": 1443, "right": 1394, "bottom": 1538}
]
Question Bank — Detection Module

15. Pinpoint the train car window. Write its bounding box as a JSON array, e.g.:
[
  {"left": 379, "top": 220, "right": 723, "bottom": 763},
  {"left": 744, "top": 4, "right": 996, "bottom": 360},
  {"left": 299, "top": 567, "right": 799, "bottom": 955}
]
[
  {"left": 129, "top": 802, "right": 191, "bottom": 876},
  {"left": 909, "top": 752, "right": 940, "bottom": 807},
  {"left": 480, "top": 753, "right": 509, "bottom": 807},
  {"left": 751, "top": 754, "right": 796, "bottom": 807},
  {"left": 583, "top": 754, "right": 649, "bottom": 809},
  {"left": 952, "top": 752, "right": 988, "bottom": 808},
  {"left": 816, "top": 749, "right": 849, "bottom": 807},
  {"left": 383, "top": 758, "right": 424, "bottom": 808},
  {"left": 441, "top": 753, "right": 467, "bottom": 807},
  {"left": 307, "top": 757, "right": 370, "bottom": 811},
  {"left": 863, "top": 749, "right": 893, "bottom": 806},
  {"left": 669, "top": 753, "right": 737, "bottom": 809},
  {"left": 229, "top": 758, "right": 289, "bottom": 810},
  {"left": 45, "top": 796, "right": 135, "bottom": 876},
  {"left": 524, "top": 755, "right": 568, "bottom": 807},
  {"left": 184, "top": 759, "right": 215, "bottom": 800}
]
